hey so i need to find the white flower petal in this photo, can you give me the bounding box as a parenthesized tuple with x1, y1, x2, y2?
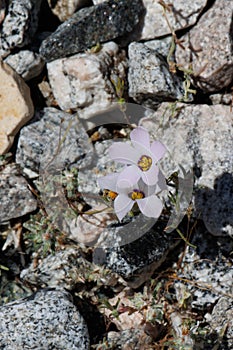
(114, 194, 134, 222)
(137, 195, 163, 219)
(141, 164, 159, 186)
(109, 142, 139, 165)
(150, 141, 167, 161)
(97, 173, 119, 192)
(116, 166, 141, 192)
(130, 126, 150, 149)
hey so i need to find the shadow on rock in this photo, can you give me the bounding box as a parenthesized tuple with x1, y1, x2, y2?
(194, 172, 233, 237)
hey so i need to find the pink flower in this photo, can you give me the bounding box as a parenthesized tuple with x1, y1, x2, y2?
(98, 167, 167, 222)
(108, 126, 167, 186)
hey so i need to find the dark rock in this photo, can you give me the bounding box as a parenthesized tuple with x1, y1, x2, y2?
(96, 218, 179, 288)
(39, 0, 145, 62)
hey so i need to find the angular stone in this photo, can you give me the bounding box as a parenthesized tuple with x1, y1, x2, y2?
(139, 103, 233, 237)
(0, 288, 90, 349)
(93, 0, 207, 40)
(4, 50, 45, 81)
(95, 219, 179, 288)
(0, 60, 34, 154)
(206, 297, 233, 349)
(175, 0, 233, 92)
(47, 42, 127, 116)
(47, 0, 92, 22)
(39, 0, 145, 62)
(0, 164, 37, 224)
(16, 107, 93, 174)
(0, 0, 42, 58)
(20, 247, 92, 290)
(174, 228, 233, 310)
(128, 42, 191, 108)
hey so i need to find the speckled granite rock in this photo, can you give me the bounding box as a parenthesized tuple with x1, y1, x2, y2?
(47, 41, 127, 116)
(0, 60, 34, 154)
(128, 42, 191, 108)
(4, 50, 45, 81)
(175, 0, 233, 92)
(0, 0, 42, 58)
(107, 329, 153, 349)
(16, 107, 93, 174)
(174, 228, 233, 310)
(205, 297, 233, 349)
(40, 0, 145, 62)
(0, 164, 37, 224)
(140, 103, 233, 237)
(0, 288, 90, 349)
(93, 0, 207, 40)
(47, 0, 92, 22)
(20, 247, 92, 289)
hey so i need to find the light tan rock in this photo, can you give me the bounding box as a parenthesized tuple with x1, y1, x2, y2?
(0, 59, 34, 154)
(47, 0, 90, 22)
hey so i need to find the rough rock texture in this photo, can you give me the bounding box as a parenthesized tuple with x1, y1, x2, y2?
(47, 42, 127, 116)
(96, 220, 180, 288)
(16, 107, 93, 174)
(0, 0, 42, 58)
(4, 50, 45, 81)
(140, 103, 233, 237)
(93, 0, 207, 40)
(0, 60, 34, 154)
(40, 0, 145, 62)
(174, 228, 233, 310)
(47, 0, 92, 22)
(20, 247, 92, 290)
(0, 288, 90, 349)
(107, 329, 153, 349)
(128, 42, 190, 108)
(0, 164, 37, 224)
(205, 297, 233, 349)
(176, 0, 233, 92)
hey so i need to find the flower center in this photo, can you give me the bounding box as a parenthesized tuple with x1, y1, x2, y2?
(103, 189, 118, 201)
(130, 189, 145, 200)
(137, 155, 152, 172)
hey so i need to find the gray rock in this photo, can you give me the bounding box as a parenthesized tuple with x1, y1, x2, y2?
(4, 50, 45, 81)
(16, 107, 94, 174)
(174, 228, 233, 310)
(175, 0, 233, 92)
(107, 329, 153, 349)
(93, 0, 207, 40)
(140, 103, 233, 237)
(0, 0, 42, 58)
(39, 0, 145, 62)
(20, 247, 92, 290)
(0, 164, 37, 224)
(46, 42, 127, 116)
(0, 288, 90, 349)
(128, 42, 191, 108)
(205, 297, 233, 349)
(95, 219, 179, 288)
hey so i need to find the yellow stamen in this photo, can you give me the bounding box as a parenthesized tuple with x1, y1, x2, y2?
(137, 155, 152, 171)
(131, 190, 145, 200)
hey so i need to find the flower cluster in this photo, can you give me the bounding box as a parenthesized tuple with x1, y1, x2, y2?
(98, 126, 167, 222)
